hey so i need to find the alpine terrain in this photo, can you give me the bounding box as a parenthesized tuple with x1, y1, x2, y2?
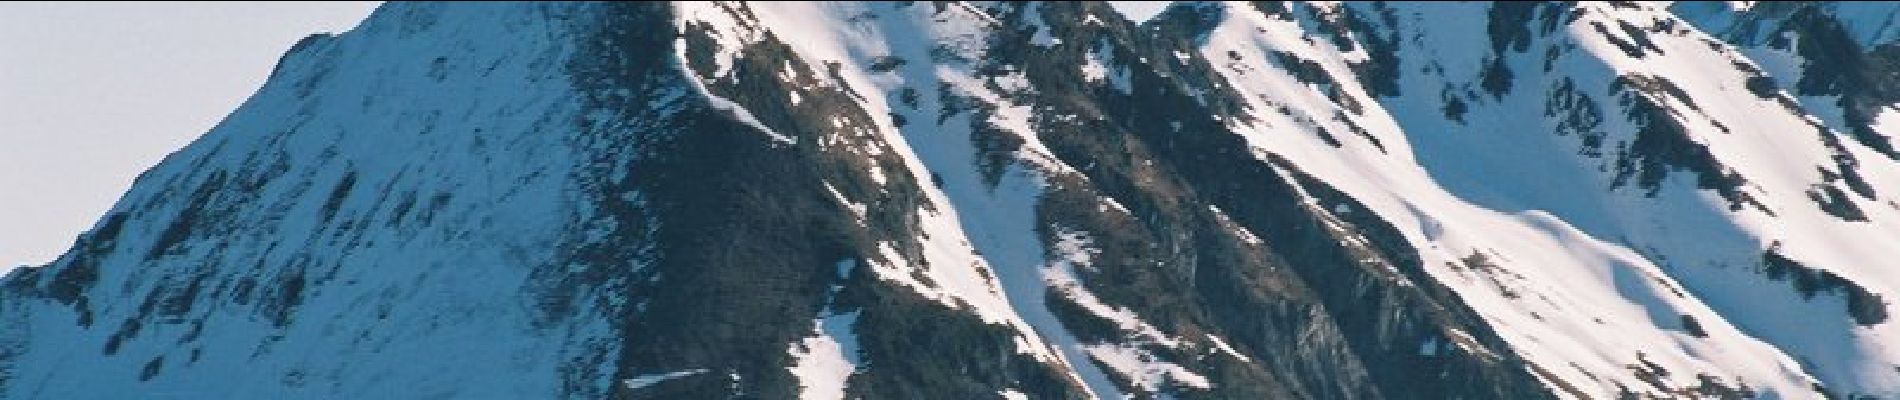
(9, 1, 1900, 399)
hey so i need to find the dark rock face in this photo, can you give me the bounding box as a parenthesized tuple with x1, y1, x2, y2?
(1761, 245, 1888, 326)
(7, 1, 1900, 399)
(1607, 74, 1762, 212)
(1002, 5, 1549, 399)
(576, 4, 1087, 398)
(1678, 1, 1900, 159)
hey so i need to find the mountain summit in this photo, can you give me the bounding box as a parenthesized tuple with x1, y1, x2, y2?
(8, 2, 1900, 398)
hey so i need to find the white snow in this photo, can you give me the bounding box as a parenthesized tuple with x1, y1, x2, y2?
(624, 369, 710, 390)
(999, 389, 1031, 400)
(5, 3, 630, 398)
(1207, 205, 1262, 246)
(822, 182, 869, 226)
(788, 311, 861, 400)
(688, 2, 1118, 397)
(1190, 1, 1897, 396)
(1045, 229, 1182, 349)
(19, 2, 1900, 399)
(1084, 344, 1212, 393)
(1081, 40, 1134, 94)
(672, 47, 798, 146)
(1203, 334, 1253, 364)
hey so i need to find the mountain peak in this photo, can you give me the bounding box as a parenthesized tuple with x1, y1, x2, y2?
(9, 2, 1900, 398)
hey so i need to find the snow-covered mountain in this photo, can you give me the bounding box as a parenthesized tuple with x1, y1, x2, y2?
(7, 1, 1900, 398)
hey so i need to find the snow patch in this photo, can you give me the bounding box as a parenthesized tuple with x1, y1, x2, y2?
(1082, 40, 1133, 95)
(1084, 344, 1213, 393)
(1000, 389, 1030, 400)
(788, 311, 861, 400)
(1203, 334, 1254, 364)
(624, 369, 709, 390)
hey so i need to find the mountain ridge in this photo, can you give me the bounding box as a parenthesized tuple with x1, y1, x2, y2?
(7, 1, 1900, 398)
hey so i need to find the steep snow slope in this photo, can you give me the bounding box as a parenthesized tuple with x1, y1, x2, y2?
(7, 1, 1900, 399)
(1675, 1, 1900, 160)
(1171, 1, 1900, 397)
(1188, 2, 1811, 397)
(3, 3, 626, 398)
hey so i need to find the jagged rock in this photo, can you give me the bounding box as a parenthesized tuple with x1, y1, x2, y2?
(8, 2, 1900, 399)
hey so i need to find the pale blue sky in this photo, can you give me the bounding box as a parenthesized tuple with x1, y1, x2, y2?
(0, 1, 1169, 270)
(0, 2, 380, 269)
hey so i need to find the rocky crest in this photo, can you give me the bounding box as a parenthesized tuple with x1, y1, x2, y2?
(8, 2, 1900, 399)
